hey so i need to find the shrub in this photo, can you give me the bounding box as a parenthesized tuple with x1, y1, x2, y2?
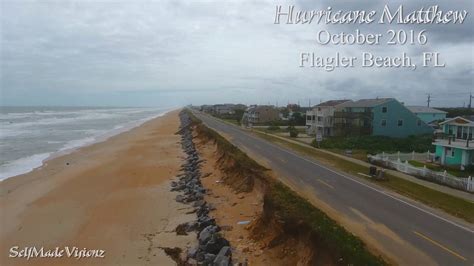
(313, 134, 434, 154)
(289, 128, 299, 138)
(267, 125, 280, 131)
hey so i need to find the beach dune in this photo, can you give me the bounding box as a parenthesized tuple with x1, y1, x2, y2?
(0, 110, 195, 266)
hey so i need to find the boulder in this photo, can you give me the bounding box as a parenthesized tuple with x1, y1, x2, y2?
(198, 225, 217, 244)
(193, 200, 206, 208)
(202, 234, 229, 254)
(197, 217, 216, 230)
(203, 253, 216, 265)
(175, 195, 185, 203)
(187, 246, 198, 258)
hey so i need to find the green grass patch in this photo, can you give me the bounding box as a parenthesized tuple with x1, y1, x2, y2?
(408, 160, 474, 178)
(254, 126, 306, 134)
(221, 118, 241, 126)
(315, 135, 434, 154)
(254, 131, 474, 223)
(328, 149, 369, 161)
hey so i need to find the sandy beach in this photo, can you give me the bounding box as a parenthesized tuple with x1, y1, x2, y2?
(0, 110, 197, 266)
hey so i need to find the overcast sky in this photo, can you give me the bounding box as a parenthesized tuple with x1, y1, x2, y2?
(1, 0, 473, 107)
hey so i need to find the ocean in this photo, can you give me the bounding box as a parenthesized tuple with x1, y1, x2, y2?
(0, 106, 173, 180)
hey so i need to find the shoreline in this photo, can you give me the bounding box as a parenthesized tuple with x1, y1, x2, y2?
(0, 107, 177, 182)
(0, 109, 197, 266)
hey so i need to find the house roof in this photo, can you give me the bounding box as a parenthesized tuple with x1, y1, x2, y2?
(439, 116, 474, 125)
(315, 99, 351, 107)
(406, 106, 447, 114)
(462, 115, 474, 121)
(338, 98, 393, 108)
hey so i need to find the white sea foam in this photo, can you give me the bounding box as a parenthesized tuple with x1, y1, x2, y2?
(0, 107, 175, 181)
(0, 153, 51, 180)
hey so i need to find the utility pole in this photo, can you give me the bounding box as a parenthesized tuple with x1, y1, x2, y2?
(469, 93, 473, 109)
(426, 93, 432, 107)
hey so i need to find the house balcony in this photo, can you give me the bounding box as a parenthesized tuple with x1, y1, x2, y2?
(432, 138, 474, 150)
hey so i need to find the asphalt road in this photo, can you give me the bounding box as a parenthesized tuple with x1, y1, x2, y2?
(195, 112, 474, 266)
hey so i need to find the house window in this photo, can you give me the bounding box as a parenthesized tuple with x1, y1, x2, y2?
(317, 117, 322, 122)
(417, 120, 421, 126)
(306, 115, 312, 121)
(446, 148, 455, 157)
(397, 119, 403, 126)
(381, 119, 387, 127)
(382, 106, 387, 113)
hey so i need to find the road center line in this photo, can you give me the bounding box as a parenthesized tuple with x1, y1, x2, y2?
(200, 115, 474, 234)
(317, 179, 335, 189)
(413, 231, 467, 261)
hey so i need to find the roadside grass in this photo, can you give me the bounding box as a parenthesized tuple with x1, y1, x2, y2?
(328, 149, 368, 161)
(253, 126, 306, 134)
(253, 131, 474, 223)
(186, 110, 387, 266)
(408, 160, 474, 178)
(256, 130, 372, 161)
(315, 135, 434, 154)
(268, 181, 386, 266)
(220, 118, 241, 126)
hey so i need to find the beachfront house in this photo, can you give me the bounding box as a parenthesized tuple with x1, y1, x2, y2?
(333, 98, 434, 138)
(243, 105, 279, 125)
(407, 106, 447, 124)
(433, 116, 474, 169)
(305, 100, 351, 137)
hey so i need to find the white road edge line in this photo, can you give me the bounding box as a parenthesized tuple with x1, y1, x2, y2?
(201, 115, 474, 234)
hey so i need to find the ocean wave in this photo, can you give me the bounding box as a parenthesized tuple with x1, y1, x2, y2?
(6, 113, 119, 127)
(0, 107, 173, 181)
(0, 153, 51, 181)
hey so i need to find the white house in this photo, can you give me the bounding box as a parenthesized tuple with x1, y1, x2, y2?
(306, 100, 351, 137)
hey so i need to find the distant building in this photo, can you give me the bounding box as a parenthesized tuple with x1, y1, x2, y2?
(243, 105, 279, 125)
(407, 106, 447, 124)
(200, 105, 214, 113)
(286, 104, 300, 112)
(213, 104, 235, 115)
(334, 98, 434, 138)
(200, 104, 247, 115)
(433, 116, 474, 169)
(306, 100, 351, 137)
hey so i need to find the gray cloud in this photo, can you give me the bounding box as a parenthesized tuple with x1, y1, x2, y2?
(0, 0, 473, 107)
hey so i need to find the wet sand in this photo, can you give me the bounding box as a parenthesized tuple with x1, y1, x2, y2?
(0, 110, 196, 266)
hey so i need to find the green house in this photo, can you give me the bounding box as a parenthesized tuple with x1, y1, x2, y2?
(407, 106, 447, 124)
(433, 116, 474, 169)
(334, 98, 434, 138)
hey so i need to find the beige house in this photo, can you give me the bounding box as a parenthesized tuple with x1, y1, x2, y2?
(244, 105, 279, 125)
(306, 100, 351, 137)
